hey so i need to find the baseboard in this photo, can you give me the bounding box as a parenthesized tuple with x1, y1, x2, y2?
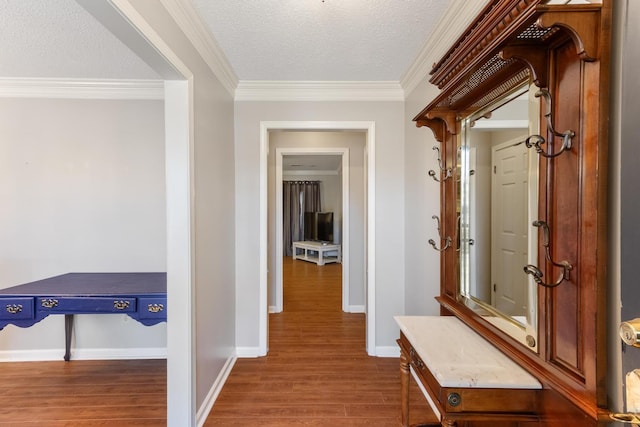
(196, 354, 237, 427)
(375, 346, 400, 358)
(348, 305, 366, 313)
(235, 346, 265, 358)
(268, 305, 278, 313)
(0, 347, 167, 362)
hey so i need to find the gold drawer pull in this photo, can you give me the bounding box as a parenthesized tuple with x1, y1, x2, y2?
(409, 347, 425, 370)
(147, 303, 164, 313)
(6, 304, 23, 314)
(113, 300, 131, 310)
(41, 299, 59, 308)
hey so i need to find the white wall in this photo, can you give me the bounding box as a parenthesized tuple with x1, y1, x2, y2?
(402, 1, 489, 317)
(269, 131, 365, 308)
(112, 1, 237, 424)
(0, 98, 167, 359)
(235, 101, 404, 353)
(404, 83, 444, 316)
(192, 75, 236, 408)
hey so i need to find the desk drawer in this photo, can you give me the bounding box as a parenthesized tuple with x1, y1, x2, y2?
(1, 297, 35, 320)
(138, 297, 167, 320)
(37, 297, 137, 313)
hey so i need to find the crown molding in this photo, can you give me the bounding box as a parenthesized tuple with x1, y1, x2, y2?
(0, 78, 164, 99)
(400, 0, 490, 96)
(235, 81, 404, 102)
(159, 0, 238, 96)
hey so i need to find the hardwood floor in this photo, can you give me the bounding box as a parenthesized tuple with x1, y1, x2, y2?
(0, 358, 166, 425)
(205, 257, 437, 426)
(0, 257, 436, 426)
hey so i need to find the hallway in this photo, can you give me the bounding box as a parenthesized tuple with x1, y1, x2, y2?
(205, 256, 436, 426)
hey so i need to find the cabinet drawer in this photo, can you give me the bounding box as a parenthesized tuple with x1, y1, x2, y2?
(1, 297, 34, 320)
(138, 297, 167, 320)
(37, 297, 136, 313)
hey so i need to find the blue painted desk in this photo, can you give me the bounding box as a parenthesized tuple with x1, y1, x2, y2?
(0, 272, 167, 361)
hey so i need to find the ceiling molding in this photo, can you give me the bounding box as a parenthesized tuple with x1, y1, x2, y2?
(400, 0, 490, 96)
(159, 0, 238, 95)
(0, 78, 164, 99)
(235, 81, 404, 102)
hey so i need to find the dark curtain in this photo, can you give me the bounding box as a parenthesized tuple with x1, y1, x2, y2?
(283, 181, 321, 256)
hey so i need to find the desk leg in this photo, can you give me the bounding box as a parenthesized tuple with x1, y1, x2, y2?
(400, 347, 410, 427)
(64, 314, 74, 361)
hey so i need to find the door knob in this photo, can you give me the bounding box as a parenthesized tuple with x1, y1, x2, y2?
(620, 318, 640, 347)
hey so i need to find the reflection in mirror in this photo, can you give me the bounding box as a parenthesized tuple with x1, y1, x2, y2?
(459, 84, 540, 351)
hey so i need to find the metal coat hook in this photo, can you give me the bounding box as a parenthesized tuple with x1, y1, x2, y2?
(428, 215, 452, 252)
(523, 220, 572, 288)
(524, 89, 575, 158)
(610, 413, 640, 425)
(428, 146, 452, 182)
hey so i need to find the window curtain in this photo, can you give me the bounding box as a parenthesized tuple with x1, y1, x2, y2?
(283, 181, 321, 256)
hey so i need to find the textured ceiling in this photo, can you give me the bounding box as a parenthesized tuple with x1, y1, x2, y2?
(0, 0, 450, 82)
(0, 0, 159, 79)
(191, 0, 450, 81)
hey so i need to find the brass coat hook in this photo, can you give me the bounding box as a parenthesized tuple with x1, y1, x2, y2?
(609, 412, 640, 425)
(525, 89, 575, 158)
(523, 220, 572, 288)
(428, 215, 452, 252)
(428, 145, 452, 182)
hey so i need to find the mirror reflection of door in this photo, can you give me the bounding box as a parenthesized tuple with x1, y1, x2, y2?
(465, 87, 533, 320)
(461, 84, 540, 348)
(491, 139, 528, 318)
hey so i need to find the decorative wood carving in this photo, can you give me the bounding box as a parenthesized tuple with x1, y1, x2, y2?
(500, 44, 549, 87)
(413, 1, 612, 425)
(415, 117, 447, 142)
(536, 7, 601, 61)
(428, 0, 539, 91)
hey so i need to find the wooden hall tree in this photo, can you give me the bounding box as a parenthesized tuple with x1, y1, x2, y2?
(405, 1, 614, 426)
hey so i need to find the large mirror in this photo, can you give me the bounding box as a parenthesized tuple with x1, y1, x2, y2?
(459, 83, 540, 351)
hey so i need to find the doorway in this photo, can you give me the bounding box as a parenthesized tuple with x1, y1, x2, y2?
(275, 147, 350, 314)
(259, 121, 376, 356)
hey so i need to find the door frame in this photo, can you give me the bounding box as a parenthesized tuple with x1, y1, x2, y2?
(259, 121, 376, 355)
(74, 1, 196, 424)
(275, 147, 350, 313)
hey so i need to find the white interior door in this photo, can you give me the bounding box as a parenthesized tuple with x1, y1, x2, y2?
(491, 140, 528, 316)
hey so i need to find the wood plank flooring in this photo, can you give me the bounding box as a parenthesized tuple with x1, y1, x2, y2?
(0, 358, 166, 425)
(205, 257, 437, 426)
(0, 257, 436, 426)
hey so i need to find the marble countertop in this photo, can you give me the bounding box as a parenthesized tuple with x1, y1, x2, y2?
(395, 315, 541, 389)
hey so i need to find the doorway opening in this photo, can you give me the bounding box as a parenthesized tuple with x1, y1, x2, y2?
(275, 147, 350, 314)
(259, 121, 376, 356)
